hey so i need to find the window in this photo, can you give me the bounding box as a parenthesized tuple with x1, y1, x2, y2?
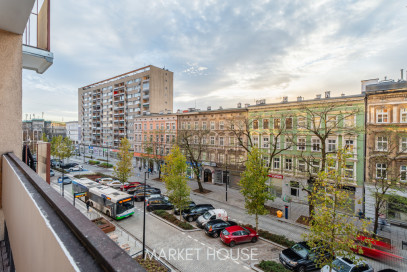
(210, 121, 215, 130)
(344, 164, 354, 179)
(172, 123, 176, 130)
(166, 135, 170, 143)
(401, 136, 407, 152)
(166, 123, 170, 130)
(285, 136, 293, 150)
(202, 121, 207, 130)
(219, 137, 224, 146)
(194, 121, 199, 130)
(202, 152, 207, 161)
(327, 116, 337, 128)
(376, 136, 388, 151)
(187, 122, 191, 130)
(345, 139, 355, 153)
(312, 117, 321, 129)
(290, 181, 300, 197)
(156, 124, 159, 130)
(202, 137, 207, 145)
(273, 158, 280, 169)
(219, 154, 224, 163)
(193, 136, 198, 144)
(377, 109, 388, 123)
(150, 124, 153, 130)
(311, 160, 320, 174)
(312, 138, 320, 152)
(229, 137, 235, 146)
(327, 139, 336, 152)
(376, 163, 387, 179)
(297, 116, 306, 128)
(263, 119, 269, 129)
(210, 136, 215, 145)
(219, 121, 224, 130)
(262, 136, 269, 148)
(298, 160, 306, 172)
(298, 138, 306, 151)
(253, 120, 259, 129)
(285, 158, 293, 171)
(273, 136, 280, 149)
(286, 118, 293, 129)
(274, 118, 281, 129)
(401, 166, 407, 182)
(253, 136, 259, 147)
(401, 109, 407, 123)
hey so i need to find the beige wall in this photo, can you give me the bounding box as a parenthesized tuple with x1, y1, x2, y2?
(0, 29, 23, 239)
(2, 157, 76, 272)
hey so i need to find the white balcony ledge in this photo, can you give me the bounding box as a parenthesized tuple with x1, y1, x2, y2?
(22, 44, 53, 74)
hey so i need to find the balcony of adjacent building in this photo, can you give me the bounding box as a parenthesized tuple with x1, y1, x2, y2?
(142, 95, 150, 100)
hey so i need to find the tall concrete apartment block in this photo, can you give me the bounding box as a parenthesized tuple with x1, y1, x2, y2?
(78, 65, 173, 152)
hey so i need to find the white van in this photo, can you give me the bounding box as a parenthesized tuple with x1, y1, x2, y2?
(196, 209, 228, 228)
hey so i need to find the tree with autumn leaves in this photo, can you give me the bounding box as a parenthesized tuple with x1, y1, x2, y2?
(114, 138, 133, 185)
(239, 147, 274, 232)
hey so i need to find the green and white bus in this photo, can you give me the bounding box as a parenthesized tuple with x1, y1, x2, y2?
(72, 178, 135, 220)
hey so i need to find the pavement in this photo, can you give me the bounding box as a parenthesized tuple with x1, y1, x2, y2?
(65, 156, 406, 271)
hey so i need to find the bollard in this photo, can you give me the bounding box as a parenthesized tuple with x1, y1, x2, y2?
(285, 205, 289, 219)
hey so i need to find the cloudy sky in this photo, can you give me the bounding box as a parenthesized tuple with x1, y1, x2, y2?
(22, 0, 407, 122)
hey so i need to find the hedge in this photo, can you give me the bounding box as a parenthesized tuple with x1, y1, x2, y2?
(258, 260, 290, 272)
(153, 210, 194, 230)
(241, 224, 296, 248)
(99, 162, 113, 168)
(88, 160, 100, 165)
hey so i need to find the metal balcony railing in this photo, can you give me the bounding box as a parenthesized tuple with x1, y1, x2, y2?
(23, 0, 50, 51)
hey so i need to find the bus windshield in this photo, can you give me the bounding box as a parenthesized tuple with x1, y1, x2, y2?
(117, 199, 134, 215)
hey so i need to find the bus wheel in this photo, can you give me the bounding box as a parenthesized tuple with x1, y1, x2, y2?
(106, 210, 110, 217)
(90, 201, 93, 207)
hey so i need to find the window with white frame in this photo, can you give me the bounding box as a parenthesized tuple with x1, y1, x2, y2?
(219, 121, 224, 130)
(181, 122, 185, 130)
(253, 120, 259, 129)
(285, 158, 293, 171)
(327, 139, 337, 152)
(297, 116, 306, 128)
(230, 154, 236, 165)
(194, 121, 199, 129)
(285, 136, 293, 150)
(401, 136, 407, 152)
(273, 136, 280, 149)
(312, 117, 321, 130)
(210, 136, 215, 145)
(194, 136, 198, 144)
(376, 163, 387, 179)
(263, 157, 270, 167)
(202, 137, 207, 145)
(311, 160, 320, 174)
(273, 157, 280, 169)
(263, 119, 269, 129)
(344, 163, 354, 179)
(202, 121, 207, 130)
(274, 118, 281, 129)
(253, 136, 259, 147)
(401, 109, 407, 123)
(328, 160, 336, 174)
(219, 154, 224, 163)
(327, 116, 337, 128)
(187, 122, 191, 130)
(210, 121, 215, 130)
(202, 152, 207, 161)
(312, 138, 321, 152)
(376, 109, 388, 123)
(298, 138, 306, 151)
(290, 181, 300, 197)
(345, 139, 355, 154)
(166, 135, 170, 143)
(286, 117, 293, 129)
(263, 136, 269, 148)
(210, 153, 215, 162)
(298, 160, 306, 172)
(219, 137, 224, 146)
(376, 136, 388, 151)
(229, 137, 235, 146)
(401, 165, 407, 182)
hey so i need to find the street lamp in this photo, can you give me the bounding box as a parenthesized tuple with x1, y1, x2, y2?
(142, 170, 150, 259)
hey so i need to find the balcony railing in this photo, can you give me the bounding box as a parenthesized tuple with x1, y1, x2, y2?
(2, 153, 145, 271)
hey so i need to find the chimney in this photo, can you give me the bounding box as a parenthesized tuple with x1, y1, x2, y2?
(282, 96, 288, 103)
(237, 102, 242, 108)
(244, 103, 250, 108)
(297, 96, 303, 102)
(325, 91, 331, 98)
(341, 93, 346, 97)
(315, 94, 321, 99)
(402, 69, 404, 80)
(207, 106, 211, 111)
(219, 106, 223, 110)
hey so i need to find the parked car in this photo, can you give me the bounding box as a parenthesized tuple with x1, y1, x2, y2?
(51, 159, 62, 168)
(58, 176, 72, 185)
(174, 201, 196, 215)
(50, 169, 55, 177)
(146, 197, 173, 212)
(353, 235, 402, 262)
(127, 184, 151, 195)
(182, 204, 215, 222)
(68, 164, 83, 172)
(60, 162, 78, 169)
(205, 219, 237, 238)
(197, 209, 228, 228)
(279, 241, 330, 272)
(145, 194, 168, 202)
(107, 180, 126, 189)
(321, 257, 373, 272)
(133, 187, 161, 201)
(120, 182, 141, 191)
(220, 225, 259, 247)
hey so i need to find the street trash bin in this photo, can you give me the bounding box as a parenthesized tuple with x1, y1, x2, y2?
(277, 210, 283, 218)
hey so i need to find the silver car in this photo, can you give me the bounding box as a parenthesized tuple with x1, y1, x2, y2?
(321, 257, 373, 272)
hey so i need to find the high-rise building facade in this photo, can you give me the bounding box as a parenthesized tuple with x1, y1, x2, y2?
(78, 65, 173, 156)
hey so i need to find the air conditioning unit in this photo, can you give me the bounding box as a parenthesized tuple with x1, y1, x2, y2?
(282, 96, 288, 103)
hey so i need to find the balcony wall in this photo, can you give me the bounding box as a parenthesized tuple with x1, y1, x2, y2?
(2, 153, 145, 272)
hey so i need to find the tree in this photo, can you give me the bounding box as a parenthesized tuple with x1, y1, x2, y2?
(367, 128, 407, 235)
(162, 145, 191, 220)
(177, 127, 210, 193)
(304, 149, 371, 272)
(41, 132, 48, 142)
(296, 102, 363, 219)
(114, 138, 133, 184)
(239, 147, 274, 232)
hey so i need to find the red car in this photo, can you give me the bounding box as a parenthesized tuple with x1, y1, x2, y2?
(353, 235, 402, 261)
(220, 225, 259, 247)
(120, 182, 141, 191)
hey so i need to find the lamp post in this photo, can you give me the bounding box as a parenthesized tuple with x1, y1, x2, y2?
(142, 170, 149, 259)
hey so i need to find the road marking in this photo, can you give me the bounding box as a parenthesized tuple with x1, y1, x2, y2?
(193, 239, 198, 242)
(187, 235, 192, 239)
(244, 266, 250, 270)
(233, 260, 239, 265)
(200, 242, 205, 246)
(182, 232, 185, 235)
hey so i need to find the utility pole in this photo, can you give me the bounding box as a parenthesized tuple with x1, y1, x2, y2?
(142, 171, 149, 259)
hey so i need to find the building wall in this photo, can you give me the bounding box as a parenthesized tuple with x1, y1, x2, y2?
(0, 29, 23, 239)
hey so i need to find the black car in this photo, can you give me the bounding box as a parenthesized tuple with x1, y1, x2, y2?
(174, 201, 196, 215)
(133, 187, 161, 201)
(146, 197, 173, 212)
(182, 204, 215, 222)
(127, 184, 151, 195)
(60, 162, 78, 169)
(204, 219, 237, 238)
(279, 242, 330, 272)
